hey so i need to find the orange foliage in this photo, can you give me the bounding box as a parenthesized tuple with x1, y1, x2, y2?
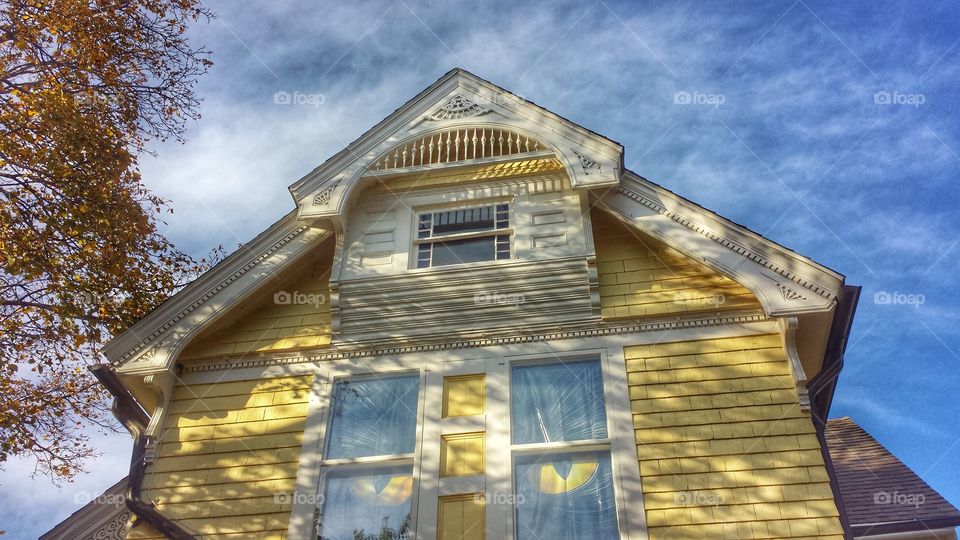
(0, 0, 215, 480)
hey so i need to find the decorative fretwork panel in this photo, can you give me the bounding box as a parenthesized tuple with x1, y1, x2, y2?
(369, 128, 546, 172)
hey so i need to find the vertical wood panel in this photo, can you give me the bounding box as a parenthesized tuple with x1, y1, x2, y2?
(443, 374, 485, 418)
(438, 494, 485, 540)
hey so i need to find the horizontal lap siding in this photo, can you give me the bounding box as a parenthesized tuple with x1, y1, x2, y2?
(592, 210, 760, 319)
(126, 375, 313, 540)
(179, 247, 333, 360)
(627, 334, 844, 540)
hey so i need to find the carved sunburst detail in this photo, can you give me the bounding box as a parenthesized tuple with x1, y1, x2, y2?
(776, 283, 807, 302)
(427, 94, 491, 120)
(313, 180, 341, 207)
(573, 150, 601, 175)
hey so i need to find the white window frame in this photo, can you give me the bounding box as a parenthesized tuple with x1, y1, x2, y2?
(411, 199, 513, 270)
(497, 350, 635, 540)
(311, 367, 428, 540)
(285, 336, 673, 540)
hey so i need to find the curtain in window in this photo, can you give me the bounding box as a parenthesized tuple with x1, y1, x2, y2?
(319, 465, 413, 540)
(325, 374, 420, 459)
(510, 360, 608, 444)
(513, 451, 619, 540)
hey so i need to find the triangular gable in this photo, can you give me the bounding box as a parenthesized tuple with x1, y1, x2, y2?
(105, 68, 847, 391)
(287, 68, 625, 225)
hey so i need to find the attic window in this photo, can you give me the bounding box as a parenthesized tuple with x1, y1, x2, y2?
(415, 204, 510, 268)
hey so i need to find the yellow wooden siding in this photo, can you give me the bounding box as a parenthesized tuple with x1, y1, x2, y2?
(125, 375, 313, 540)
(627, 334, 844, 539)
(442, 374, 485, 418)
(440, 432, 486, 477)
(180, 243, 333, 360)
(592, 210, 760, 319)
(438, 493, 485, 540)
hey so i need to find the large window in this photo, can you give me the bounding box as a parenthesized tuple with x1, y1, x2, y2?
(307, 353, 636, 540)
(318, 374, 420, 540)
(509, 360, 619, 540)
(415, 204, 510, 268)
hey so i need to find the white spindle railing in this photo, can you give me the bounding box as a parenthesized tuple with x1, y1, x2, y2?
(369, 127, 544, 171)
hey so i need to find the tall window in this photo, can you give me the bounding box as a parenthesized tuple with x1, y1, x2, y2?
(415, 204, 510, 268)
(318, 374, 420, 540)
(509, 360, 619, 540)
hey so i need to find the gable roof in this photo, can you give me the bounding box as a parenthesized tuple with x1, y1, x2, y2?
(826, 417, 960, 536)
(106, 67, 848, 375)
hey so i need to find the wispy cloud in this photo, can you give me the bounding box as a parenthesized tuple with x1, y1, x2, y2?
(5, 0, 959, 537)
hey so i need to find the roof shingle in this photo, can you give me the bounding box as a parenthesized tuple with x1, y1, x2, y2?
(826, 416, 960, 536)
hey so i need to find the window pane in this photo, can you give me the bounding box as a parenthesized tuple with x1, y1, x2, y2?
(514, 451, 618, 540)
(510, 360, 607, 444)
(319, 464, 413, 540)
(325, 375, 420, 459)
(432, 206, 494, 236)
(431, 236, 495, 266)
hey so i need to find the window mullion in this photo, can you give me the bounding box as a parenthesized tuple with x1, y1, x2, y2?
(486, 358, 513, 540)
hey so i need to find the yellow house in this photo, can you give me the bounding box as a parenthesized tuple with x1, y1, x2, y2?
(58, 69, 957, 540)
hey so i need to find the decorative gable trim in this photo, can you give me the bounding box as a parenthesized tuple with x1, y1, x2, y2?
(289, 69, 624, 224)
(181, 311, 771, 374)
(573, 149, 602, 175)
(425, 93, 492, 121)
(597, 173, 844, 317)
(105, 216, 333, 375)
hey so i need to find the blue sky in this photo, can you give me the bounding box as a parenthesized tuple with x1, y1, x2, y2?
(2, 0, 959, 537)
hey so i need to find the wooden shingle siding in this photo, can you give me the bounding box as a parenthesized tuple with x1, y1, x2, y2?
(626, 334, 844, 540)
(179, 242, 334, 360)
(592, 210, 760, 319)
(126, 375, 313, 540)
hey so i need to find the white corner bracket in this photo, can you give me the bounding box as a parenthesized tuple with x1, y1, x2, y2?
(778, 316, 810, 411)
(142, 368, 177, 463)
